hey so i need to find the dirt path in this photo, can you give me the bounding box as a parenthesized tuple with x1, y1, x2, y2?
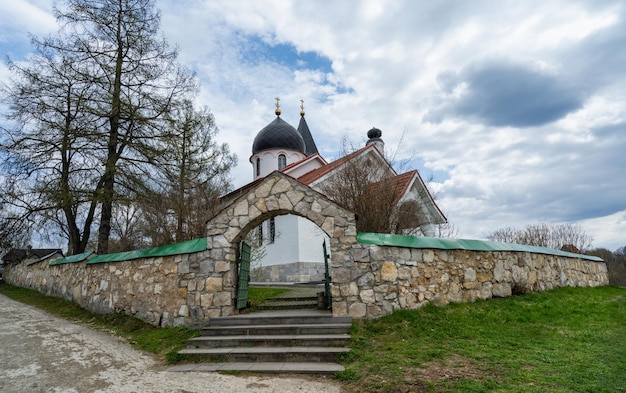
(0, 294, 340, 393)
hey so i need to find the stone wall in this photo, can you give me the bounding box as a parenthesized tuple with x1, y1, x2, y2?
(4, 241, 610, 325)
(331, 243, 609, 319)
(3, 249, 236, 327)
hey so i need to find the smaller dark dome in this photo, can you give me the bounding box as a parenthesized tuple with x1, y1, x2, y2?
(252, 116, 306, 155)
(367, 127, 382, 139)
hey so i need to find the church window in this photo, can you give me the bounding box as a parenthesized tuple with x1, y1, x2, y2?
(278, 154, 286, 170)
(256, 224, 263, 245)
(255, 157, 261, 177)
(269, 217, 276, 244)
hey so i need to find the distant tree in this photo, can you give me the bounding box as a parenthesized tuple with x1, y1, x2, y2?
(0, 204, 32, 257)
(108, 201, 146, 252)
(435, 222, 459, 239)
(137, 100, 236, 246)
(487, 223, 593, 251)
(586, 247, 626, 287)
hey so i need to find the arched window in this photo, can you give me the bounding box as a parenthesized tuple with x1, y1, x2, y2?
(255, 157, 261, 177)
(278, 154, 286, 170)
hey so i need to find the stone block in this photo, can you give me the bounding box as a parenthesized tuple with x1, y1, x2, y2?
(492, 283, 512, 297)
(381, 261, 398, 281)
(272, 177, 292, 194)
(286, 190, 305, 205)
(191, 306, 204, 320)
(374, 284, 388, 293)
(397, 266, 412, 280)
(341, 282, 359, 297)
(278, 194, 293, 210)
(360, 289, 375, 304)
(349, 302, 367, 318)
(478, 282, 493, 300)
(178, 305, 189, 317)
(464, 268, 476, 283)
(205, 277, 223, 292)
(332, 268, 351, 283)
(213, 291, 232, 307)
(493, 260, 505, 282)
(178, 287, 188, 298)
(201, 293, 214, 306)
(215, 261, 231, 273)
(332, 301, 348, 316)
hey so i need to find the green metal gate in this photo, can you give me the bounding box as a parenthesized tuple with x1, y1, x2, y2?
(236, 241, 251, 309)
(323, 240, 332, 310)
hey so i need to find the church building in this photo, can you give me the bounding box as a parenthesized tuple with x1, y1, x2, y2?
(232, 99, 446, 283)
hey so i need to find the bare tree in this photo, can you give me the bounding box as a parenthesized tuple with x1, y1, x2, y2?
(137, 100, 236, 246)
(0, 204, 32, 257)
(54, 0, 196, 253)
(1, 0, 197, 254)
(108, 201, 146, 252)
(318, 138, 445, 235)
(487, 222, 593, 251)
(1, 40, 101, 254)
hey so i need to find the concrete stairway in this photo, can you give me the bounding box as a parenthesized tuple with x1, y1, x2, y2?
(170, 310, 352, 374)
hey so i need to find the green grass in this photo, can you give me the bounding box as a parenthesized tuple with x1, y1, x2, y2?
(0, 282, 197, 364)
(338, 286, 626, 392)
(245, 285, 290, 311)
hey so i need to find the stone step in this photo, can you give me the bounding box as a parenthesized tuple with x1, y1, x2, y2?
(178, 346, 350, 363)
(266, 295, 319, 301)
(187, 334, 351, 348)
(199, 323, 351, 336)
(207, 310, 351, 327)
(177, 310, 352, 374)
(255, 300, 319, 311)
(168, 362, 345, 374)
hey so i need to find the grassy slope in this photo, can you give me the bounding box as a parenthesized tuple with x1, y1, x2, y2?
(339, 286, 626, 393)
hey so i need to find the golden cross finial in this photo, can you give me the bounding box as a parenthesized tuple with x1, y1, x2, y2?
(300, 99, 305, 116)
(274, 97, 281, 116)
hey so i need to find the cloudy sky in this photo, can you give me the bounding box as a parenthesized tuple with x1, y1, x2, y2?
(1, 0, 625, 251)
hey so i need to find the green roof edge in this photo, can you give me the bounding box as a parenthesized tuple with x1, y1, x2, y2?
(356, 233, 604, 262)
(49, 251, 94, 266)
(87, 238, 207, 264)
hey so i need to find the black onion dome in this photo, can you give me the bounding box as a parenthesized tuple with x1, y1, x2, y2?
(366, 127, 383, 145)
(367, 127, 382, 139)
(252, 116, 306, 155)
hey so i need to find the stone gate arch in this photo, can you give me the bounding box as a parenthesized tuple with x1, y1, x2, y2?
(203, 171, 357, 318)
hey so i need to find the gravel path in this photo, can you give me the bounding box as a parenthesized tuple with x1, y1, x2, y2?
(0, 294, 340, 393)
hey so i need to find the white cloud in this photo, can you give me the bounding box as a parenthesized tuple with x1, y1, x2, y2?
(1, 0, 624, 250)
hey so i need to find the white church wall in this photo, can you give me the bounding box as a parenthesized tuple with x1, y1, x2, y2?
(297, 218, 328, 263)
(251, 150, 306, 180)
(257, 215, 300, 266)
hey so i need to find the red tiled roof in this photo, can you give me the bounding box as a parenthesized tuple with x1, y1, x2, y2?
(297, 145, 389, 185)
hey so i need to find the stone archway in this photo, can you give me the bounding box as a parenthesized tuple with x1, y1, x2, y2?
(203, 171, 357, 318)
